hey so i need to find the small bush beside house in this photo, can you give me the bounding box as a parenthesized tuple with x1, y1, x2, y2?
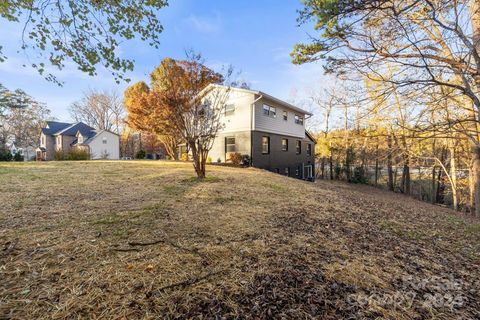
(0, 150, 13, 161)
(53, 149, 90, 161)
(136, 150, 146, 159)
(228, 152, 242, 166)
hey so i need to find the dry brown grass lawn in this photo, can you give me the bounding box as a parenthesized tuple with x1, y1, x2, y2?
(0, 161, 479, 319)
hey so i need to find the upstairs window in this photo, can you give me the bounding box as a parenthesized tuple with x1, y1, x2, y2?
(102, 137, 107, 144)
(296, 140, 301, 155)
(294, 114, 304, 125)
(263, 104, 276, 118)
(225, 104, 235, 116)
(283, 111, 288, 121)
(307, 143, 312, 156)
(41, 135, 45, 146)
(225, 137, 236, 152)
(78, 135, 83, 144)
(262, 136, 270, 154)
(281, 138, 288, 151)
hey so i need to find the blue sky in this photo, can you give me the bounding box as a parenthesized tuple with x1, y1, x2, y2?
(0, 0, 327, 121)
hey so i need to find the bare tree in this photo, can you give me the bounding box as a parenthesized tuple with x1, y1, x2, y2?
(70, 90, 125, 134)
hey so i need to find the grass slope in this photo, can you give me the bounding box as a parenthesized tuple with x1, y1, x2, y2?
(0, 161, 479, 319)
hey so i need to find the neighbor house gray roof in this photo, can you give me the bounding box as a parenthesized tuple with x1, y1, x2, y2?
(54, 122, 95, 137)
(41, 121, 71, 135)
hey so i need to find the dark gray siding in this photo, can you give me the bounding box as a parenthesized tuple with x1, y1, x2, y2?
(251, 131, 315, 180)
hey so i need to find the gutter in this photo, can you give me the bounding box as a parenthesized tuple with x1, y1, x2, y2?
(250, 94, 263, 167)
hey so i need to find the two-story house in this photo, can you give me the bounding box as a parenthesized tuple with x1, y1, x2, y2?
(36, 121, 120, 160)
(207, 85, 316, 180)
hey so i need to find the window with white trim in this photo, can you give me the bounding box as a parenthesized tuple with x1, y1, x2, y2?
(263, 104, 276, 118)
(102, 137, 107, 144)
(296, 140, 301, 155)
(262, 136, 270, 154)
(283, 111, 288, 121)
(294, 114, 304, 125)
(225, 104, 235, 116)
(225, 137, 236, 152)
(307, 143, 312, 156)
(281, 138, 288, 151)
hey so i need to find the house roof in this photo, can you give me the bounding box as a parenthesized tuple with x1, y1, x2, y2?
(209, 84, 313, 116)
(54, 122, 95, 137)
(305, 130, 317, 143)
(41, 121, 71, 135)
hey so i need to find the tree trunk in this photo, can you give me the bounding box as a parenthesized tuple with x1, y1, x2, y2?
(401, 155, 411, 195)
(472, 144, 480, 216)
(431, 165, 437, 204)
(320, 157, 325, 179)
(329, 152, 334, 180)
(449, 143, 458, 211)
(470, 1, 480, 216)
(374, 141, 379, 186)
(387, 134, 394, 191)
(189, 141, 206, 179)
(469, 165, 475, 213)
(436, 148, 446, 204)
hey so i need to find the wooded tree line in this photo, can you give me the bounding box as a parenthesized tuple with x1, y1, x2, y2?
(294, 0, 480, 216)
(0, 83, 51, 157)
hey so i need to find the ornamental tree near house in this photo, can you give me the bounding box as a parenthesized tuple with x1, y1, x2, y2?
(292, 0, 480, 216)
(124, 54, 231, 178)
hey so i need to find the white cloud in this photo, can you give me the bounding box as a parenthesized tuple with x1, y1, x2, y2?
(184, 11, 222, 34)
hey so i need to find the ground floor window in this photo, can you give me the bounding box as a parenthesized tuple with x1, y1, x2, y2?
(296, 140, 301, 154)
(225, 137, 236, 152)
(281, 138, 288, 151)
(285, 167, 289, 176)
(304, 165, 313, 179)
(262, 136, 270, 154)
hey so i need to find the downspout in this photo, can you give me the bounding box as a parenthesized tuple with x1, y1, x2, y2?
(251, 94, 263, 167)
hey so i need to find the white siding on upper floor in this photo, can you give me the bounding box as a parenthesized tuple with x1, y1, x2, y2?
(88, 131, 120, 160)
(217, 89, 255, 133)
(253, 97, 306, 138)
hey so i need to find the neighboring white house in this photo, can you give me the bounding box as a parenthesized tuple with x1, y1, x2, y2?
(76, 129, 120, 160)
(37, 121, 120, 160)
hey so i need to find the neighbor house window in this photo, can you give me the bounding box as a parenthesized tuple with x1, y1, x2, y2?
(294, 114, 304, 125)
(296, 141, 301, 154)
(225, 104, 235, 116)
(281, 138, 288, 151)
(56, 136, 61, 145)
(307, 144, 312, 156)
(263, 104, 276, 118)
(102, 137, 107, 144)
(41, 135, 45, 146)
(225, 137, 236, 152)
(262, 136, 270, 154)
(296, 167, 300, 176)
(283, 111, 288, 121)
(285, 167, 289, 176)
(78, 135, 83, 144)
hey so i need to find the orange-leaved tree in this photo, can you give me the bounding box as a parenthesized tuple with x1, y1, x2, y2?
(124, 54, 231, 178)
